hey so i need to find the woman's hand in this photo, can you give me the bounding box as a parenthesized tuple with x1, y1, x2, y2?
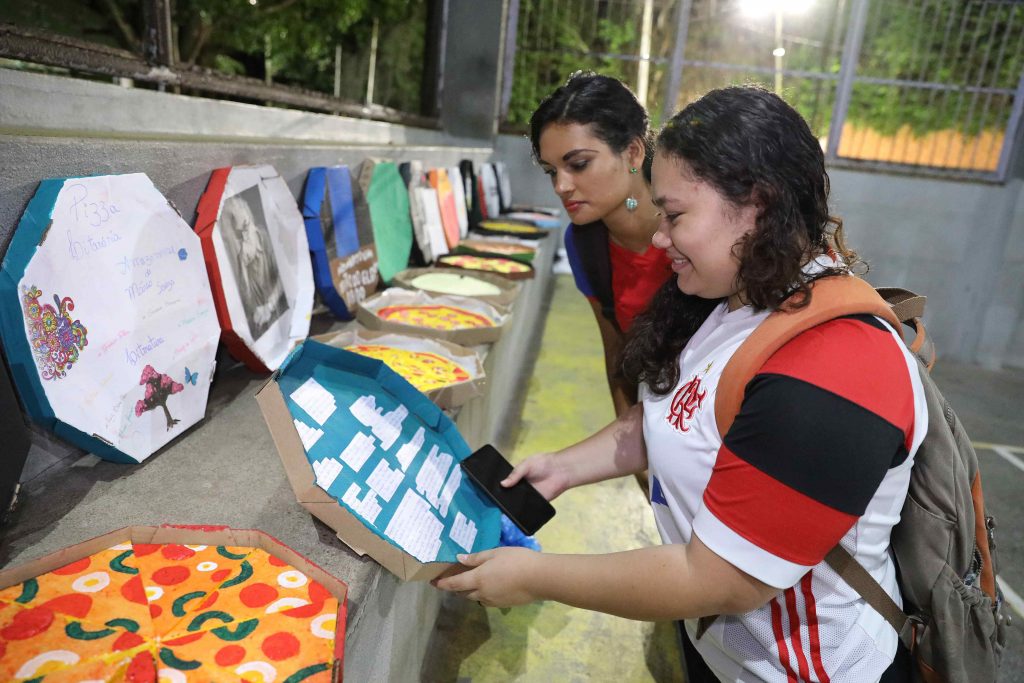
(502, 452, 570, 501)
(433, 547, 543, 607)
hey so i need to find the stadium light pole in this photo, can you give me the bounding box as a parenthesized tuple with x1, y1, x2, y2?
(738, 0, 814, 95)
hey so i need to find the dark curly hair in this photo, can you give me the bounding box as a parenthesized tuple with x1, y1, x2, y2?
(529, 71, 653, 177)
(623, 85, 859, 395)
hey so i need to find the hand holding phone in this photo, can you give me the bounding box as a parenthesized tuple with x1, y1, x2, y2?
(460, 445, 556, 536)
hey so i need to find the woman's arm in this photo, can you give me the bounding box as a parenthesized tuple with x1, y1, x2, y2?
(502, 403, 647, 500)
(588, 299, 636, 417)
(435, 532, 779, 620)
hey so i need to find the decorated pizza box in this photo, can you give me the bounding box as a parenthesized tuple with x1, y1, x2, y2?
(436, 253, 535, 280)
(301, 165, 379, 321)
(355, 289, 510, 345)
(311, 328, 485, 409)
(390, 267, 520, 308)
(427, 168, 461, 249)
(0, 524, 346, 682)
(195, 165, 315, 373)
(255, 341, 502, 581)
(0, 173, 221, 463)
(355, 160, 413, 284)
(446, 166, 470, 240)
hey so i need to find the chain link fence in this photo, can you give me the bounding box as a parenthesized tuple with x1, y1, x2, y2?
(504, 0, 1024, 181)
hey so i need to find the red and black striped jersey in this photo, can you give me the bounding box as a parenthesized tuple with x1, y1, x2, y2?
(643, 301, 927, 683)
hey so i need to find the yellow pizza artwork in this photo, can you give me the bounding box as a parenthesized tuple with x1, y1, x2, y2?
(459, 240, 534, 257)
(438, 254, 531, 275)
(0, 540, 340, 682)
(345, 344, 471, 392)
(478, 221, 543, 235)
(376, 304, 495, 330)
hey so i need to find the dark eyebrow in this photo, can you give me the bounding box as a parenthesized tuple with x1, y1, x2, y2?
(651, 195, 667, 207)
(563, 148, 598, 161)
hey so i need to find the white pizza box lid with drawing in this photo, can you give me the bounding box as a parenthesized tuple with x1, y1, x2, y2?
(195, 165, 314, 373)
(0, 173, 220, 463)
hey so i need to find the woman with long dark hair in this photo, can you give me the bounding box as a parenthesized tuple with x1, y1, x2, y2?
(531, 72, 673, 420)
(439, 86, 921, 682)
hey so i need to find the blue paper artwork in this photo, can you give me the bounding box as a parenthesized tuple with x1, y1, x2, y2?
(302, 166, 379, 320)
(276, 340, 501, 563)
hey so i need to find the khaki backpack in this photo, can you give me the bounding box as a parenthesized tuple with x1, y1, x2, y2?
(706, 275, 1008, 683)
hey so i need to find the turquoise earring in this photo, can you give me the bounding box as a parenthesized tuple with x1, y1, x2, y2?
(625, 167, 639, 211)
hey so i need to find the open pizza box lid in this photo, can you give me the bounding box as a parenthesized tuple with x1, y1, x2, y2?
(194, 164, 315, 373)
(0, 173, 221, 463)
(355, 289, 510, 345)
(255, 341, 502, 582)
(301, 165, 380, 321)
(311, 328, 485, 410)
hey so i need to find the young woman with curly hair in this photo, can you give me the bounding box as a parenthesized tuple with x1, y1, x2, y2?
(438, 86, 923, 683)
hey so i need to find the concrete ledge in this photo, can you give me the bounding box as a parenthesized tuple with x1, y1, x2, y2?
(0, 235, 555, 681)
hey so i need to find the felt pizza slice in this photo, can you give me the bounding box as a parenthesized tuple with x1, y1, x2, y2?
(131, 543, 256, 639)
(376, 304, 495, 330)
(344, 344, 472, 393)
(0, 542, 153, 639)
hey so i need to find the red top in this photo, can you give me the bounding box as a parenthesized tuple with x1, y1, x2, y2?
(608, 240, 673, 332)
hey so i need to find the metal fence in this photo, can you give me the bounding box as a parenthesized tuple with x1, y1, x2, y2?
(504, 0, 1024, 182)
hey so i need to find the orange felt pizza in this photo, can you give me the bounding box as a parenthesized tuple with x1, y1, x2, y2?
(344, 344, 471, 393)
(0, 540, 341, 682)
(436, 254, 534, 280)
(376, 304, 495, 330)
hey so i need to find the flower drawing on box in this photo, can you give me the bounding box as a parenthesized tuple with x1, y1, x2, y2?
(135, 365, 184, 430)
(21, 285, 89, 380)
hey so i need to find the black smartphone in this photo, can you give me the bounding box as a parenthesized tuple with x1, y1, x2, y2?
(460, 444, 556, 536)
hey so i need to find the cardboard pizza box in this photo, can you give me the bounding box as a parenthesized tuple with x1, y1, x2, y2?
(255, 341, 502, 582)
(312, 328, 486, 409)
(355, 289, 510, 346)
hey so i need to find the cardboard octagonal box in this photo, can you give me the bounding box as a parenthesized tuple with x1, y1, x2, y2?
(195, 165, 314, 373)
(0, 173, 221, 463)
(256, 341, 502, 581)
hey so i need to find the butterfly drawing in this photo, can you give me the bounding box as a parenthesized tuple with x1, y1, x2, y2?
(184, 367, 198, 386)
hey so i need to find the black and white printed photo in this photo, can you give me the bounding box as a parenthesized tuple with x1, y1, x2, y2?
(219, 185, 288, 341)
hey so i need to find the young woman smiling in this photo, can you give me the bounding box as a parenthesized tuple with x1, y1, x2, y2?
(438, 86, 922, 683)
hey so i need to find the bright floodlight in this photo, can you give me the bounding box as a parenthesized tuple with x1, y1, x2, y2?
(739, 0, 814, 16)
(773, 47, 786, 57)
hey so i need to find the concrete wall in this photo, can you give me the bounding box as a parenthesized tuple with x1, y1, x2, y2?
(828, 170, 1024, 369)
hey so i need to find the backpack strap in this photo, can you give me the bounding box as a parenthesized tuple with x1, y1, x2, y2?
(825, 546, 910, 636)
(715, 276, 901, 439)
(698, 276, 913, 643)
